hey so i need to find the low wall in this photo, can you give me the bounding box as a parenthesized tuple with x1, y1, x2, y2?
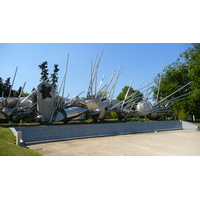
(180, 120, 199, 130)
(12, 120, 186, 144)
(10, 127, 23, 145)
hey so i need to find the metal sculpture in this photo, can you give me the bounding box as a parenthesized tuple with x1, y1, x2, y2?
(0, 52, 198, 124)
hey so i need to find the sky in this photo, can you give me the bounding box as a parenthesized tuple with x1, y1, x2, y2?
(0, 43, 193, 100)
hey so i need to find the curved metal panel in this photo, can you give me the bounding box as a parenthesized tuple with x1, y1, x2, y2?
(64, 107, 88, 118)
(136, 100, 153, 116)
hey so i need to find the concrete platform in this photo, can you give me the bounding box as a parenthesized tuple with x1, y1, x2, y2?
(28, 129, 200, 156)
(13, 120, 198, 144)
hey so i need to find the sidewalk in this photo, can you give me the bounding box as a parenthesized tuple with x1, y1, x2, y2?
(28, 130, 200, 156)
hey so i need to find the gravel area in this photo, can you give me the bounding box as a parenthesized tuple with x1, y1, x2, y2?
(28, 130, 200, 156)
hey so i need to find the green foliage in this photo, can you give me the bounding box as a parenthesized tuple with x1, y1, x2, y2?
(0, 77, 29, 97)
(117, 86, 143, 101)
(51, 64, 60, 89)
(106, 112, 118, 119)
(153, 43, 200, 119)
(0, 77, 11, 97)
(0, 127, 42, 156)
(188, 44, 200, 104)
(174, 107, 189, 121)
(38, 61, 49, 82)
(124, 117, 150, 123)
(116, 86, 143, 109)
(98, 91, 109, 94)
(38, 61, 60, 89)
(0, 127, 15, 143)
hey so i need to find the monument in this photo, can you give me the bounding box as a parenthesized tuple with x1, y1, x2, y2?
(0, 51, 199, 145)
(0, 51, 198, 124)
(36, 82, 56, 123)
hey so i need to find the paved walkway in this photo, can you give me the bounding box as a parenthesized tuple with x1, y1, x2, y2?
(28, 130, 200, 156)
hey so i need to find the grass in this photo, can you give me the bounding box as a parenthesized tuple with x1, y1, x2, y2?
(0, 127, 42, 156)
(192, 122, 200, 127)
(0, 122, 40, 126)
(117, 117, 150, 123)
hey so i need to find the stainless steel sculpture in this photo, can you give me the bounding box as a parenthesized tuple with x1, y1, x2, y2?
(0, 52, 198, 124)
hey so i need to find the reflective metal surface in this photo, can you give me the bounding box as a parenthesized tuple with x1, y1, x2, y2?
(136, 100, 153, 116)
(1, 53, 196, 124)
(64, 107, 88, 118)
(5, 97, 18, 108)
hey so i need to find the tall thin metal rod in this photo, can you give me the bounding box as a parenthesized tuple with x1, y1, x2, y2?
(155, 81, 192, 107)
(16, 82, 26, 108)
(94, 49, 103, 95)
(123, 79, 155, 107)
(62, 53, 69, 98)
(87, 50, 103, 98)
(98, 84, 107, 94)
(109, 66, 123, 106)
(156, 60, 164, 103)
(90, 59, 94, 96)
(94, 66, 97, 96)
(58, 69, 66, 96)
(157, 88, 200, 107)
(100, 70, 116, 101)
(9, 66, 18, 97)
(109, 80, 154, 111)
(20, 89, 36, 105)
(121, 78, 134, 108)
(49, 53, 69, 123)
(87, 57, 97, 97)
(124, 80, 148, 119)
(123, 79, 146, 105)
(58, 54, 69, 107)
(96, 74, 105, 95)
(145, 75, 156, 100)
(92, 56, 98, 96)
(107, 69, 116, 93)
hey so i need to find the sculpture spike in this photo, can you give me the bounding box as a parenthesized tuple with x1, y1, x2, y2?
(9, 66, 18, 97)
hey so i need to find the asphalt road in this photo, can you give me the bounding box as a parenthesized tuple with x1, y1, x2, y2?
(28, 130, 200, 156)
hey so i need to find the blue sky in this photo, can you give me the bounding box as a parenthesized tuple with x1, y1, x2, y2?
(0, 43, 192, 100)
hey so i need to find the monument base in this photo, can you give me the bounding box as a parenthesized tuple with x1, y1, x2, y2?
(11, 120, 198, 144)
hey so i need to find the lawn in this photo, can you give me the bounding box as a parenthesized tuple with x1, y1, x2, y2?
(0, 127, 42, 156)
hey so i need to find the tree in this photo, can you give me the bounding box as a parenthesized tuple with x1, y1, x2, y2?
(50, 64, 59, 89)
(187, 43, 200, 118)
(38, 61, 59, 89)
(31, 87, 37, 103)
(0, 77, 5, 96)
(3, 77, 11, 97)
(116, 86, 143, 108)
(38, 61, 49, 82)
(153, 59, 190, 101)
(17, 86, 22, 97)
(0, 77, 29, 98)
(152, 43, 200, 119)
